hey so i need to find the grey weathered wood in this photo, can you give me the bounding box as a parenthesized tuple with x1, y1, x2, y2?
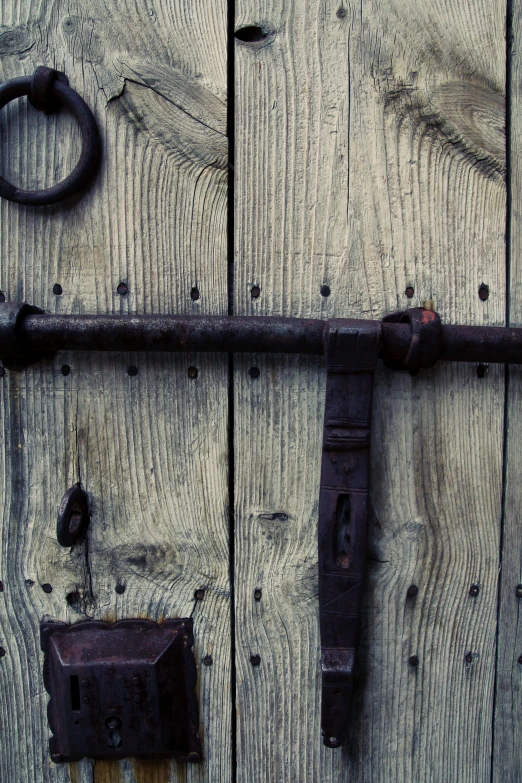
(0, 3, 230, 782)
(234, 1, 506, 780)
(492, 3, 522, 781)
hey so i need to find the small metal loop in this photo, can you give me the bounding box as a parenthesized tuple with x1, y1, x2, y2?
(383, 307, 441, 369)
(28, 66, 69, 113)
(0, 67, 101, 206)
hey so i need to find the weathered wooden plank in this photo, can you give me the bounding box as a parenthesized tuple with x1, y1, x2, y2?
(234, 1, 506, 780)
(493, 4, 522, 781)
(0, 2, 230, 782)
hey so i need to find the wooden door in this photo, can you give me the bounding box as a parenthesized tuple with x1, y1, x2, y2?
(0, 2, 231, 782)
(0, 1, 520, 782)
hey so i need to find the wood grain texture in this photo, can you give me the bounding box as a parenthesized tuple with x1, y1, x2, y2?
(0, 2, 230, 782)
(234, 1, 506, 781)
(492, 3, 522, 781)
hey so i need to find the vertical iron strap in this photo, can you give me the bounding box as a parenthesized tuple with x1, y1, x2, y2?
(319, 319, 381, 747)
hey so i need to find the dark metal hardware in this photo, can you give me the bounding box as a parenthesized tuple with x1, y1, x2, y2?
(3, 302, 521, 748)
(382, 307, 441, 369)
(319, 319, 381, 748)
(0, 67, 101, 206)
(40, 619, 201, 763)
(1, 306, 522, 366)
(0, 301, 47, 370)
(57, 484, 90, 547)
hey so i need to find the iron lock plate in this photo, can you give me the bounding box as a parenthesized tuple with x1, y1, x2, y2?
(40, 619, 201, 763)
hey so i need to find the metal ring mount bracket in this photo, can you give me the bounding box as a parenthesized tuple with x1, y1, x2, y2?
(0, 66, 101, 206)
(0, 301, 518, 749)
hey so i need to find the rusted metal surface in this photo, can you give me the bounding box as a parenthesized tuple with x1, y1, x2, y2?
(382, 307, 441, 369)
(0, 306, 519, 366)
(319, 319, 381, 748)
(0, 67, 100, 206)
(19, 313, 327, 356)
(56, 484, 90, 547)
(0, 302, 47, 370)
(40, 619, 201, 763)
(2, 302, 521, 751)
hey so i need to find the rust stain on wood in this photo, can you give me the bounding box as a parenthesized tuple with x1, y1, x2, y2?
(68, 762, 80, 783)
(93, 760, 124, 783)
(133, 758, 172, 783)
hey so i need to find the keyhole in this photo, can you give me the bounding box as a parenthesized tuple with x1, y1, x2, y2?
(105, 716, 123, 748)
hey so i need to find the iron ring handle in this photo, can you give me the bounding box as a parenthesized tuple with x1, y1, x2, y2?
(0, 67, 101, 206)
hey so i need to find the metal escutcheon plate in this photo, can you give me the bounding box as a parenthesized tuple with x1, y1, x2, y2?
(40, 619, 202, 763)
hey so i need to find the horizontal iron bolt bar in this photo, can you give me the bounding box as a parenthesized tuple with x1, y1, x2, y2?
(21, 315, 327, 356)
(14, 313, 522, 365)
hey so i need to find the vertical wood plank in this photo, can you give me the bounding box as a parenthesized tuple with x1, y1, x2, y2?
(0, 2, 230, 782)
(493, 3, 522, 781)
(234, 1, 506, 780)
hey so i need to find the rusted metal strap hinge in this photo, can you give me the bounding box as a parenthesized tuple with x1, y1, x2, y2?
(319, 320, 381, 748)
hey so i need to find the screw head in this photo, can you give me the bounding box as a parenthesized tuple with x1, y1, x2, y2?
(406, 584, 418, 598)
(188, 366, 198, 379)
(195, 588, 205, 601)
(254, 588, 262, 601)
(203, 654, 213, 666)
(117, 281, 128, 296)
(405, 286, 415, 298)
(250, 654, 261, 666)
(251, 285, 261, 299)
(516, 584, 522, 598)
(115, 583, 125, 594)
(320, 284, 331, 297)
(249, 367, 260, 379)
(52, 284, 63, 296)
(42, 583, 53, 594)
(469, 584, 480, 597)
(465, 652, 473, 664)
(409, 655, 419, 667)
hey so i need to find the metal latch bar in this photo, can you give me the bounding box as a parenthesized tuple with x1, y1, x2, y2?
(1, 301, 519, 748)
(1, 307, 521, 366)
